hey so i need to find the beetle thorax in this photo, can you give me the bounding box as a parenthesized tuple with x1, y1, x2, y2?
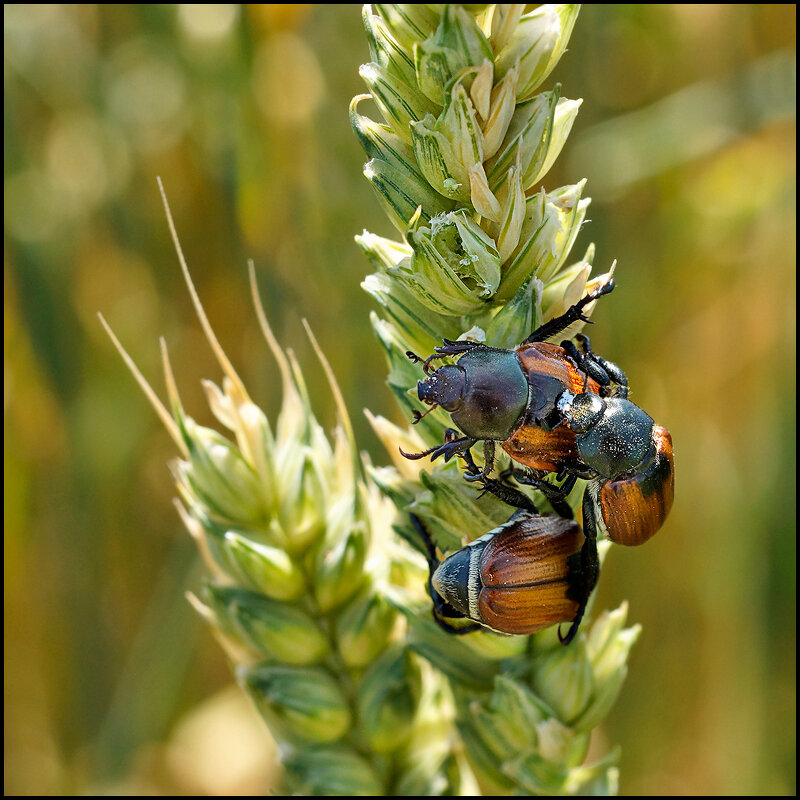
(444, 348, 529, 441)
(558, 393, 656, 479)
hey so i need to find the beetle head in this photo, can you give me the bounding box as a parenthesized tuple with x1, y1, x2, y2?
(417, 364, 466, 412)
(564, 392, 606, 434)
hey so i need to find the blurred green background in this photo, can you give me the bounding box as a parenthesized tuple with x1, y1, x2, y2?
(4, 4, 795, 795)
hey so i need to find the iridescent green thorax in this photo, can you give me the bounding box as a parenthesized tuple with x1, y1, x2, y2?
(573, 396, 655, 479)
(447, 347, 529, 441)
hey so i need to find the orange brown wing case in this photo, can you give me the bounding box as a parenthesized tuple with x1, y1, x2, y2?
(514, 342, 599, 393)
(501, 343, 600, 472)
(599, 426, 675, 546)
(502, 424, 582, 472)
(476, 516, 583, 635)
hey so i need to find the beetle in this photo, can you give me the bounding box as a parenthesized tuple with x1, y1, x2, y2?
(411, 509, 599, 645)
(403, 277, 674, 547)
(402, 280, 614, 477)
(554, 385, 674, 546)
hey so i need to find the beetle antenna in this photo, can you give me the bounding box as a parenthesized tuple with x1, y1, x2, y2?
(411, 403, 439, 424)
(422, 355, 438, 374)
(406, 348, 444, 376)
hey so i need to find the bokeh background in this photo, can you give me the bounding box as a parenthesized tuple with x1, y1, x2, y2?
(4, 4, 795, 795)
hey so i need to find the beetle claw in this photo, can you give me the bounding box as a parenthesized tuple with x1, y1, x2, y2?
(522, 279, 615, 344)
(463, 470, 486, 483)
(400, 431, 477, 465)
(558, 620, 579, 645)
(399, 445, 437, 461)
(411, 404, 439, 424)
(438, 447, 459, 463)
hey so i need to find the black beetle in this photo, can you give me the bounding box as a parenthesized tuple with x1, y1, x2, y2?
(554, 384, 674, 546)
(403, 278, 674, 548)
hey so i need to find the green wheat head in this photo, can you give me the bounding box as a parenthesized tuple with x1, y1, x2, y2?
(104, 5, 640, 795)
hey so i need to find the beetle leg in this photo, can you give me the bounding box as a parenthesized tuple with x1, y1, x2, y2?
(463, 440, 496, 482)
(575, 333, 596, 359)
(575, 334, 629, 398)
(432, 613, 483, 635)
(434, 339, 482, 356)
(458, 444, 481, 472)
(560, 534, 599, 645)
(540, 479, 576, 520)
(483, 439, 495, 475)
(400, 442, 446, 461)
(409, 513, 438, 571)
(557, 462, 596, 481)
(559, 473, 579, 496)
(559, 338, 581, 368)
(512, 469, 577, 519)
(476, 478, 539, 514)
(572, 335, 601, 394)
(511, 467, 571, 493)
(434, 436, 478, 463)
(592, 357, 628, 398)
(459, 449, 540, 512)
(442, 427, 463, 443)
(561, 338, 610, 391)
(580, 483, 600, 542)
(595, 357, 628, 399)
(574, 334, 629, 399)
(559, 489, 602, 644)
(400, 434, 477, 463)
(413, 340, 483, 375)
(521, 278, 615, 345)
(583, 361, 610, 390)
